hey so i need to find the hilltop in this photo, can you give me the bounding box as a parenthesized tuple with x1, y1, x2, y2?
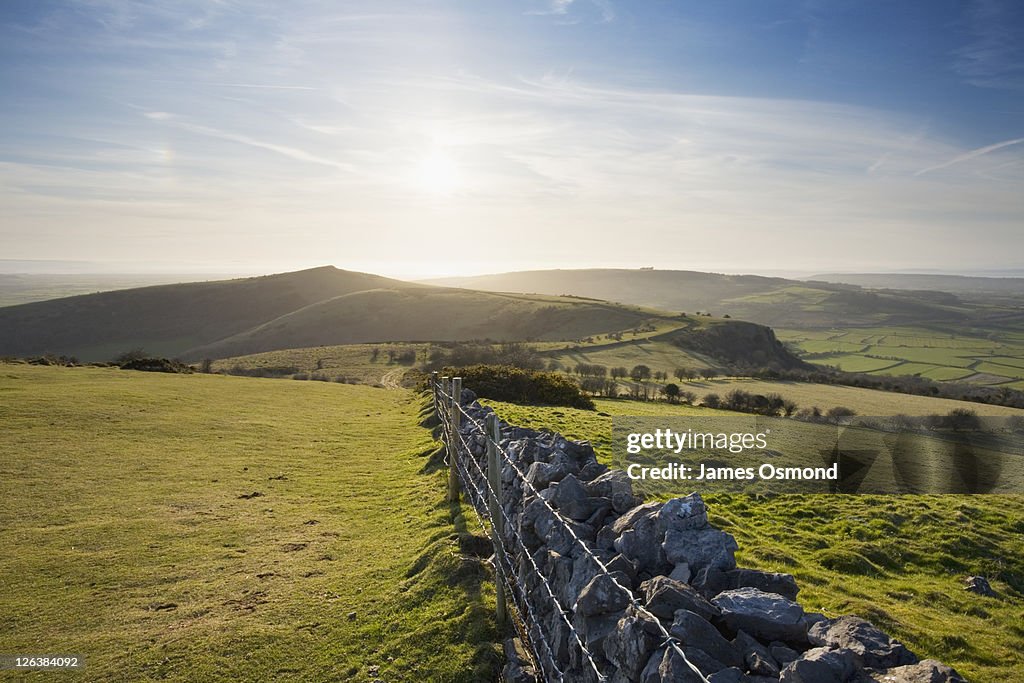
(0, 266, 407, 360)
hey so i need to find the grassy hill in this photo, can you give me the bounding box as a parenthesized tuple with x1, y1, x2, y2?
(0, 363, 500, 682)
(188, 288, 656, 360)
(0, 267, 410, 361)
(424, 268, 977, 328)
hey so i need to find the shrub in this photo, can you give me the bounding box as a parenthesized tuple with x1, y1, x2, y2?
(446, 364, 595, 410)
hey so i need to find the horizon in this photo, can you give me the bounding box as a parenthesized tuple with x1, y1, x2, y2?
(2, 258, 1024, 283)
(2, 2, 1023, 273)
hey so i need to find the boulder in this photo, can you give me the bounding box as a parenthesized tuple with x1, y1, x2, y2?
(525, 459, 570, 489)
(549, 474, 596, 521)
(642, 576, 720, 621)
(779, 646, 859, 683)
(657, 493, 709, 532)
(964, 575, 995, 597)
(658, 647, 715, 682)
(604, 608, 664, 681)
(712, 588, 806, 642)
(726, 569, 799, 601)
(733, 630, 780, 678)
(616, 511, 669, 575)
(662, 527, 738, 574)
(808, 616, 917, 669)
(670, 609, 742, 668)
(669, 562, 692, 584)
(576, 572, 630, 617)
(868, 659, 968, 683)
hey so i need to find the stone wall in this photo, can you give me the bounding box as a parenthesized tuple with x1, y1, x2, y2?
(448, 390, 967, 683)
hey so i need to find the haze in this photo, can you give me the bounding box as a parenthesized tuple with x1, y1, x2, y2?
(1, 1, 1022, 279)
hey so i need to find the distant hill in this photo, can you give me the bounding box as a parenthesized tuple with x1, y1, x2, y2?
(425, 269, 972, 328)
(188, 288, 655, 360)
(809, 273, 1024, 295)
(0, 267, 679, 362)
(0, 267, 411, 360)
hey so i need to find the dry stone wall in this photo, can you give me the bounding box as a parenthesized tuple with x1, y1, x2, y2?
(450, 390, 967, 683)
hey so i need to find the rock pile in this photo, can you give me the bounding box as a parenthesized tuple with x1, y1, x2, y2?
(448, 392, 967, 683)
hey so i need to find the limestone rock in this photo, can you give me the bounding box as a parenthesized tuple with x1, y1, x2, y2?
(808, 616, 917, 670)
(642, 575, 720, 621)
(713, 588, 806, 642)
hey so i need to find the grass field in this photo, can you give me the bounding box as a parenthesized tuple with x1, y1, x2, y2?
(779, 326, 1024, 387)
(481, 397, 1024, 681)
(0, 364, 499, 682)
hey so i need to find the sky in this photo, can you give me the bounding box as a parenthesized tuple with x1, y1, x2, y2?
(1, 0, 1022, 279)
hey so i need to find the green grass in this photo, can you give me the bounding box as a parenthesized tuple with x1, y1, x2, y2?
(480, 397, 1024, 681)
(0, 364, 500, 682)
(779, 325, 1024, 388)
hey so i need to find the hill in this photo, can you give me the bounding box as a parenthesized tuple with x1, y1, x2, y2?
(810, 273, 1024, 295)
(0, 266, 409, 361)
(424, 268, 975, 328)
(189, 288, 659, 360)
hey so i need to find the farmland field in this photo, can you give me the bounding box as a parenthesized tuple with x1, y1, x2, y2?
(0, 364, 499, 682)
(778, 325, 1024, 387)
(481, 397, 1024, 682)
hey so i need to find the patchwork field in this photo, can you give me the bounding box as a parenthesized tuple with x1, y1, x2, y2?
(778, 326, 1024, 387)
(481, 397, 1024, 682)
(0, 365, 499, 682)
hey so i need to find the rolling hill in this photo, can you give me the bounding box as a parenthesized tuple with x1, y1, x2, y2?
(0, 267, 412, 361)
(188, 287, 656, 360)
(0, 267, 687, 362)
(424, 268, 980, 328)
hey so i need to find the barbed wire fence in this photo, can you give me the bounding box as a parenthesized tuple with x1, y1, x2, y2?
(431, 373, 711, 683)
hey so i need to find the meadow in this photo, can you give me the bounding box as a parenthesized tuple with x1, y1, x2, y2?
(778, 326, 1024, 390)
(481, 397, 1024, 682)
(0, 364, 499, 682)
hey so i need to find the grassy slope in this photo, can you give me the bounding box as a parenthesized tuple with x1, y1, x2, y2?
(480, 398, 1024, 681)
(189, 288, 655, 360)
(425, 268, 973, 328)
(0, 365, 499, 682)
(0, 267, 409, 362)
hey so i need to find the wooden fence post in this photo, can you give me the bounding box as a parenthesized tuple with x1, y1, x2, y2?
(486, 412, 508, 628)
(430, 371, 439, 416)
(448, 377, 462, 503)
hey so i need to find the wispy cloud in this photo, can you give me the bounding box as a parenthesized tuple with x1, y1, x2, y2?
(915, 137, 1024, 176)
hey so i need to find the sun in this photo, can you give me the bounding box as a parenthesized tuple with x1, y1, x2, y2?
(413, 151, 461, 195)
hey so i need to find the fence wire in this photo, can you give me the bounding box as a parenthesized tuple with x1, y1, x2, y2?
(435, 383, 711, 683)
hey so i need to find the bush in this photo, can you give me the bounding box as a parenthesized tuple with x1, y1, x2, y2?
(446, 364, 595, 410)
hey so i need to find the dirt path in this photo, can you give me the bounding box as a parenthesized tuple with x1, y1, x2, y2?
(380, 368, 406, 389)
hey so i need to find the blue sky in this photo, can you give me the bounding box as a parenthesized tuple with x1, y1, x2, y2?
(1, 0, 1022, 277)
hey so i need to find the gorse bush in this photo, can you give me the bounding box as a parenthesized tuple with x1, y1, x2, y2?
(444, 364, 595, 410)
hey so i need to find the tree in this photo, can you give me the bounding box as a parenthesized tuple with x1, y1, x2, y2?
(700, 368, 717, 380)
(943, 408, 981, 431)
(674, 368, 688, 381)
(630, 364, 652, 382)
(663, 383, 680, 403)
(654, 370, 667, 381)
(680, 390, 698, 405)
(702, 393, 721, 409)
(610, 366, 628, 380)
(826, 406, 856, 424)
(370, 348, 379, 362)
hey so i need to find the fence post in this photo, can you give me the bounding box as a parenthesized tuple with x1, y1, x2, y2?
(448, 377, 462, 503)
(486, 412, 508, 628)
(430, 371, 439, 416)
